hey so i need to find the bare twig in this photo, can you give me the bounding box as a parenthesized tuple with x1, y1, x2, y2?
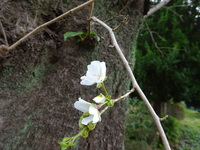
(144, 0, 171, 18)
(113, 88, 135, 103)
(144, 19, 164, 55)
(113, 16, 128, 31)
(100, 88, 135, 115)
(0, 20, 9, 46)
(144, 19, 184, 53)
(87, 2, 94, 35)
(7, 0, 97, 52)
(160, 115, 168, 121)
(100, 106, 109, 115)
(168, 4, 191, 8)
(91, 16, 171, 150)
(165, 7, 184, 21)
(105, 0, 131, 22)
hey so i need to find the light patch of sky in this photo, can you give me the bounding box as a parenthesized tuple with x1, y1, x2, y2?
(195, 6, 200, 18)
(196, 6, 200, 12)
(150, 0, 200, 18)
(150, 0, 161, 2)
(187, 0, 192, 4)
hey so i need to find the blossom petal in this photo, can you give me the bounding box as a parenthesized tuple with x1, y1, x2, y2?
(86, 71, 99, 83)
(93, 113, 101, 123)
(93, 96, 105, 103)
(89, 106, 101, 123)
(80, 75, 95, 85)
(81, 116, 93, 125)
(88, 61, 101, 75)
(100, 62, 106, 82)
(74, 98, 92, 112)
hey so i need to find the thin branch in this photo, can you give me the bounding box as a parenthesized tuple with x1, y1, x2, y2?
(105, 0, 131, 22)
(0, 20, 9, 46)
(100, 106, 109, 115)
(144, 0, 171, 18)
(144, 19, 164, 55)
(91, 16, 171, 150)
(113, 88, 135, 103)
(87, 2, 94, 35)
(168, 4, 191, 8)
(100, 88, 135, 115)
(113, 16, 128, 31)
(144, 21, 184, 53)
(160, 115, 168, 121)
(7, 0, 97, 52)
(165, 7, 184, 21)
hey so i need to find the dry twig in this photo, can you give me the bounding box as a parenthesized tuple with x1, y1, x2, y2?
(91, 16, 171, 150)
(144, 0, 171, 18)
(100, 88, 135, 115)
(113, 16, 128, 31)
(160, 115, 169, 121)
(6, 0, 97, 52)
(0, 20, 8, 46)
(87, 2, 94, 35)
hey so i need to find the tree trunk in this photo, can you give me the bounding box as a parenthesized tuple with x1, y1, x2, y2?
(0, 0, 145, 149)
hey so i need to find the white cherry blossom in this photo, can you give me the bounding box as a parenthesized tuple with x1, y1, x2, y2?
(80, 61, 106, 86)
(74, 98, 101, 125)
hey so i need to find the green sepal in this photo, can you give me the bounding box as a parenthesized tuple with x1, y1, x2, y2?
(82, 111, 90, 117)
(97, 83, 103, 88)
(82, 129, 89, 138)
(106, 99, 114, 107)
(87, 122, 96, 130)
(104, 76, 107, 81)
(98, 93, 105, 98)
(79, 116, 85, 129)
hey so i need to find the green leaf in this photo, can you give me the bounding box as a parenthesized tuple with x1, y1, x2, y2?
(63, 32, 84, 41)
(58, 141, 67, 147)
(62, 137, 71, 142)
(76, 39, 83, 43)
(59, 137, 75, 150)
(90, 32, 100, 42)
(90, 32, 97, 36)
(66, 143, 74, 147)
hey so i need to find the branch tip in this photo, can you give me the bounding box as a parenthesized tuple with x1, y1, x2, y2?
(160, 115, 169, 121)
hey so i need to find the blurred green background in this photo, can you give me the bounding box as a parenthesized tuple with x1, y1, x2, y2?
(125, 0, 200, 149)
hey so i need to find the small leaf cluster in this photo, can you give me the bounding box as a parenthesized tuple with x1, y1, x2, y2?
(63, 31, 100, 42)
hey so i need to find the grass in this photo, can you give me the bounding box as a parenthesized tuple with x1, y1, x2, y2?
(175, 103, 200, 149)
(125, 101, 200, 150)
(180, 103, 200, 130)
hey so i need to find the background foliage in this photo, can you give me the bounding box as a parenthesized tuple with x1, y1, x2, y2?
(125, 0, 200, 149)
(135, 0, 200, 109)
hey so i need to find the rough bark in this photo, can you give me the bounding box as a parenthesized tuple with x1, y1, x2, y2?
(0, 0, 145, 149)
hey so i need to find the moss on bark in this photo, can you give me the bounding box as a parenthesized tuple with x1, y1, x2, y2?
(0, 0, 145, 149)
